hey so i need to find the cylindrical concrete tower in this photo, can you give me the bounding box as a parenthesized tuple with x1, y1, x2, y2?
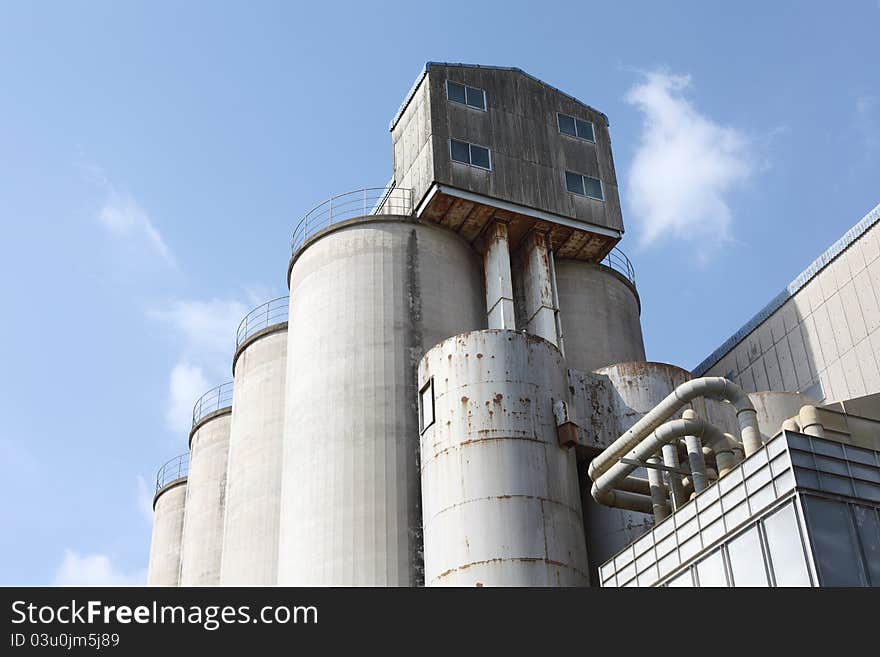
(580, 362, 690, 571)
(178, 383, 232, 586)
(278, 216, 485, 586)
(554, 260, 645, 372)
(220, 298, 288, 585)
(147, 454, 188, 586)
(419, 330, 589, 586)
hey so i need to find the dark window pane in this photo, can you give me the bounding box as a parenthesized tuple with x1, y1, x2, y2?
(763, 502, 812, 586)
(803, 495, 865, 586)
(558, 113, 576, 136)
(584, 176, 603, 199)
(696, 549, 727, 587)
(447, 81, 466, 104)
(470, 144, 490, 169)
(450, 139, 470, 163)
(576, 118, 595, 141)
(852, 505, 880, 586)
(466, 86, 485, 110)
(565, 171, 584, 195)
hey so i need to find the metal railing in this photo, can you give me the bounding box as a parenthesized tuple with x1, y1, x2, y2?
(155, 453, 189, 493)
(236, 296, 289, 348)
(192, 382, 233, 428)
(600, 247, 636, 287)
(290, 186, 414, 253)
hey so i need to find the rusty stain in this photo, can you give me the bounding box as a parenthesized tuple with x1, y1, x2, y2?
(461, 396, 469, 403)
(476, 353, 483, 359)
(493, 393, 503, 404)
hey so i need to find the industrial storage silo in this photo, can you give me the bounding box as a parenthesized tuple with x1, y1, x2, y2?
(220, 298, 288, 585)
(554, 258, 646, 372)
(419, 330, 589, 586)
(147, 454, 188, 586)
(178, 383, 232, 585)
(278, 215, 486, 586)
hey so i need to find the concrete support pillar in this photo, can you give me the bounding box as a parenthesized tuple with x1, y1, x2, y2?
(520, 230, 559, 345)
(483, 220, 515, 330)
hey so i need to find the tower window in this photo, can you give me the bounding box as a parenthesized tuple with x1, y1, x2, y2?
(557, 112, 595, 142)
(446, 80, 487, 111)
(450, 139, 492, 170)
(419, 378, 435, 434)
(565, 171, 603, 200)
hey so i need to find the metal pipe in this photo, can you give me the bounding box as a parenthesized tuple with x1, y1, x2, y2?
(591, 416, 738, 507)
(647, 456, 670, 522)
(682, 409, 709, 494)
(798, 405, 825, 438)
(616, 475, 651, 496)
(661, 443, 687, 510)
(781, 418, 800, 433)
(588, 377, 761, 482)
(598, 489, 655, 515)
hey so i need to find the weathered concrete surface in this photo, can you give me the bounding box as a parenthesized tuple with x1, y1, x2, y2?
(148, 481, 187, 586)
(749, 391, 816, 443)
(220, 328, 287, 585)
(393, 64, 623, 235)
(179, 412, 231, 585)
(554, 260, 645, 372)
(419, 330, 589, 586)
(279, 217, 485, 586)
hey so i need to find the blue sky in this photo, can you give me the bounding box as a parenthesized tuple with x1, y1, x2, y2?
(0, 1, 877, 585)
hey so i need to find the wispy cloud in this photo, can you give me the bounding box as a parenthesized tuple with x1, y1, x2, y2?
(625, 70, 752, 253)
(149, 294, 268, 435)
(53, 550, 145, 586)
(83, 163, 175, 267)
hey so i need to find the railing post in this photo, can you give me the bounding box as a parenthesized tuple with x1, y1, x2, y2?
(363, 188, 367, 216)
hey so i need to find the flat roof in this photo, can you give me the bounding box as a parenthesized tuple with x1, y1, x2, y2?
(388, 61, 610, 132)
(693, 202, 880, 376)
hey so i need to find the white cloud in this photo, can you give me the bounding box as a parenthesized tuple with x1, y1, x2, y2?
(150, 298, 250, 361)
(625, 70, 752, 251)
(53, 550, 145, 586)
(98, 192, 175, 267)
(166, 361, 209, 434)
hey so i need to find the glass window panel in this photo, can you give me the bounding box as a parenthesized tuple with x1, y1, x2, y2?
(696, 550, 727, 587)
(812, 438, 844, 459)
(727, 525, 769, 587)
(667, 569, 694, 587)
(794, 468, 819, 489)
(770, 453, 791, 477)
(565, 171, 585, 195)
(679, 535, 701, 562)
(724, 500, 750, 530)
(557, 113, 576, 136)
(814, 455, 849, 476)
(802, 495, 865, 586)
(583, 175, 603, 199)
(852, 505, 880, 586)
(419, 379, 434, 431)
(634, 533, 654, 557)
(855, 481, 880, 503)
(763, 502, 811, 586)
(850, 463, 880, 484)
(790, 450, 815, 468)
(843, 445, 877, 466)
(766, 436, 786, 459)
(450, 139, 470, 163)
(657, 551, 680, 578)
(719, 468, 742, 494)
(676, 501, 697, 523)
(774, 469, 795, 494)
(747, 467, 773, 493)
(748, 482, 777, 514)
(701, 517, 725, 545)
(677, 518, 698, 541)
(818, 472, 854, 497)
(637, 563, 659, 586)
(469, 144, 491, 169)
(575, 118, 595, 141)
(465, 86, 486, 110)
(724, 483, 747, 508)
(446, 81, 466, 104)
(743, 450, 768, 477)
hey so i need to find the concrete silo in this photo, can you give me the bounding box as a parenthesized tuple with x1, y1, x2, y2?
(278, 215, 486, 586)
(178, 383, 232, 585)
(554, 257, 645, 372)
(220, 298, 288, 585)
(147, 454, 188, 586)
(419, 330, 589, 586)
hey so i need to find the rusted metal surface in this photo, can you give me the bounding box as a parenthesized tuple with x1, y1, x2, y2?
(419, 329, 588, 587)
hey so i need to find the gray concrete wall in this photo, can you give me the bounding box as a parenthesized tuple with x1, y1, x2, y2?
(698, 211, 880, 403)
(179, 412, 231, 585)
(220, 328, 287, 585)
(392, 64, 623, 235)
(554, 260, 645, 372)
(278, 217, 486, 586)
(419, 330, 588, 586)
(147, 482, 187, 586)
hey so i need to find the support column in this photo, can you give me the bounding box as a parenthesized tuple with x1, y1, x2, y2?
(483, 219, 515, 329)
(520, 229, 559, 346)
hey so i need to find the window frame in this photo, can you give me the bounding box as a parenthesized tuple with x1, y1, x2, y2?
(419, 378, 435, 434)
(564, 170, 603, 200)
(449, 138, 493, 171)
(557, 112, 595, 142)
(446, 80, 487, 111)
